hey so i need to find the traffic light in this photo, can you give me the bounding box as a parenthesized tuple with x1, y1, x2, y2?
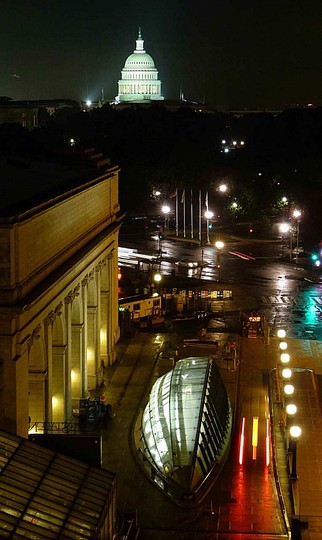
(311, 253, 321, 267)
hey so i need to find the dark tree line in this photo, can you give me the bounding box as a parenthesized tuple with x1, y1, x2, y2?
(1, 103, 321, 246)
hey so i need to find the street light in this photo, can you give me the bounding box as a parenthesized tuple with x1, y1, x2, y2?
(292, 209, 301, 264)
(282, 368, 292, 379)
(289, 425, 302, 479)
(153, 271, 162, 284)
(151, 270, 162, 294)
(218, 183, 228, 193)
(286, 403, 297, 416)
(204, 209, 214, 244)
(215, 240, 225, 281)
(286, 403, 297, 427)
(280, 353, 290, 364)
(279, 223, 290, 258)
(162, 204, 170, 231)
(284, 384, 294, 396)
(276, 331, 288, 401)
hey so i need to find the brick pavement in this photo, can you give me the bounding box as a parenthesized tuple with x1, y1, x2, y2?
(102, 329, 322, 539)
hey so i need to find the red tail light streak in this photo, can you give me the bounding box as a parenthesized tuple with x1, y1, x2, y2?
(229, 250, 256, 261)
(239, 417, 245, 465)
(266, 418, 270, 466)
(239, 416, 271, 466)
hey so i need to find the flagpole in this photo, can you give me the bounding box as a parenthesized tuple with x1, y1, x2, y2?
(190, 189, 194, 239)
(182, 189, 186, 238)
(175, 189, 179, 237)
(206, 190, 210, 244)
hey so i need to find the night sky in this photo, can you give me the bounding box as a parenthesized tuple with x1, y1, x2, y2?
(2, 0, 321, 109)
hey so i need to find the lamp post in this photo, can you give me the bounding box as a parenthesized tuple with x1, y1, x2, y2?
(151, 269, 162, 294)
(279, 223, 290, 258)
(285, 403, 297, 429)
(280, 352, 290, 364)
(162, 204, 170, 232)
(215, 240, 225, 281)
(293, 210, 301, 264)
(153, 271, 162, 285)
(204, 209, 214, 244)
(277, 329, 286, 339)
(276, 330, 288, 403)
(282, 367, 292, 380)
(218, 183, 228, 194)
(289, 425, 302, 479)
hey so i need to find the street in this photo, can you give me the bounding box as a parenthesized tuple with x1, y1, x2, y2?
(119, 226, 322, 339)
(108, 226, 322, 538)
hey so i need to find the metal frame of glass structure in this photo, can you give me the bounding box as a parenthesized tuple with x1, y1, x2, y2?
(141, 357, 232, 502)
(0, 430, 116, 539)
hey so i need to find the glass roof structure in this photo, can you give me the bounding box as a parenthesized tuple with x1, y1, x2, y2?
(0, 430, 115, 539)
(141, 357, 232, 501)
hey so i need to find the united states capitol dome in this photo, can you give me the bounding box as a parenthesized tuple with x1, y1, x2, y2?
(124, 52, 155, 70)
(115, 28, 164, 103)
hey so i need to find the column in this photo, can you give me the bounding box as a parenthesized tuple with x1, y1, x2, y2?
(52, 345, 67, 422)
(95, 266, 102, 384)
(87, 270, 100, 389)
(71, 323, 83, 409)
(64, 291, 74, 421)
(44, 312, 54, 422)
(81, 277, 89, 398)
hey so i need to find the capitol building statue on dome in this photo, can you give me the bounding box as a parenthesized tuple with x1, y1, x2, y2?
(115, 28, 164, 103)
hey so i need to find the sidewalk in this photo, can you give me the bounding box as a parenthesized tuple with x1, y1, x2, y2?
(266, 337, 322, 540)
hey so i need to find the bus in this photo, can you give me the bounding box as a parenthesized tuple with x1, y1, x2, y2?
(119, 293, 162, 322)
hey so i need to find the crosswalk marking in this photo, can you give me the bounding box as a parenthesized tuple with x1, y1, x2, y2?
(260, 295, 301, 305)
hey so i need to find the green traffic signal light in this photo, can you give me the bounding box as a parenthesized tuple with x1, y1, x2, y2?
(311, 253, 319, 261)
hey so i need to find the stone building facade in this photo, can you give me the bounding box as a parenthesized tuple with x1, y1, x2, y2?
(0, 155, 122, 438)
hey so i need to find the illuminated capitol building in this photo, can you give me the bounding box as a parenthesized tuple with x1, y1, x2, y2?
(115, 28, 164, 104)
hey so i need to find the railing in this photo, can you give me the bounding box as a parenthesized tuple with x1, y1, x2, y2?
(29, 421, 82, 434)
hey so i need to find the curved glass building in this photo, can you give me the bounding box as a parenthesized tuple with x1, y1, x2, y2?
(141, 357, 232, 503)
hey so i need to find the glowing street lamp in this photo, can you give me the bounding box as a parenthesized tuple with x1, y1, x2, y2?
(286, 403, 297, 416)
(153, 271, 162, 283)
(289, 425, 302, 479)
(162, 204, 170, 231)
(218, 183, 228, 193)
(204, 209, 214, 244)
(215, 240, 225, 281)
(284, 384, 294, 396)
(279, 223, 290, 258)
(150, 270, 162, 294)
(282, 368, 292, 379)
(285, 402, 297, 430)
(280, 353, 290, 364)
(293, 209, 301, 264)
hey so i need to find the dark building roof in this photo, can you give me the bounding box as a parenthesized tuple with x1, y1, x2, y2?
(0, 149, 113, 219)
(0, 429, 115, 539)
